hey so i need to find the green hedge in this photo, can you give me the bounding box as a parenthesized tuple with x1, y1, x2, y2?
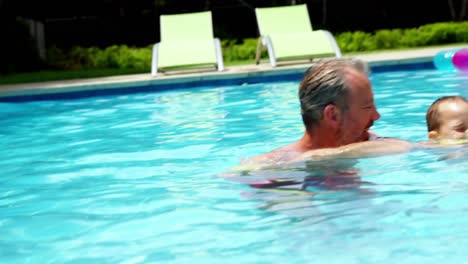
(336, 21, 468, 52)
(222, 38, 260, 62)
(46, 21, 468, 71)
(47, 45, 152, 70)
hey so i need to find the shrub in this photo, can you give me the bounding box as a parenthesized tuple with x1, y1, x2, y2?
(46, 45, 152, 71)
(335, 21, 468, 52)
(222, 38, 261, 62)
(374, 29, 404, 49)
(336, 31, 377, 52)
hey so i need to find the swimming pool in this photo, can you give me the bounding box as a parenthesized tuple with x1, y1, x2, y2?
(1, 66, 468, 263)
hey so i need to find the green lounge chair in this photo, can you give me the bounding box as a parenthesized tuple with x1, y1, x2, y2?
(255, 4, 342, 67)
(151, 11, 224, 76)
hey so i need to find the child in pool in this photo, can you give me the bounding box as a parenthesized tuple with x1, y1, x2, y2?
(426, 95, 468, 143)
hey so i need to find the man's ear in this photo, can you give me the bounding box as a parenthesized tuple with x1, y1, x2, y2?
(428, 131, 438, 139)
(323, 104, 340, 128)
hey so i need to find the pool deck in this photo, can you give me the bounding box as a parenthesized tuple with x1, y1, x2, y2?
(0, 45, 466, 99)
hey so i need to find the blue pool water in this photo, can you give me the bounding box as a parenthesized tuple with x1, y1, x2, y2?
(1, 68, 468, 263)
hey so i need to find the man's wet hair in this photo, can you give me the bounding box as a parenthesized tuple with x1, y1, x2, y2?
(299, 58, 370, 131)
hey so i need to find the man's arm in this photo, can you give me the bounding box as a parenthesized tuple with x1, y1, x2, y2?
(296, 138, 413, 161)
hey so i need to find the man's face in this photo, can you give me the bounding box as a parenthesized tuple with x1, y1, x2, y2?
(337, 69, 380, 145)
(433, 101, 468, 140)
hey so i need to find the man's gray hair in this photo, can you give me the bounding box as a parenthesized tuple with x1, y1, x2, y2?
(299, 58, 369, 131)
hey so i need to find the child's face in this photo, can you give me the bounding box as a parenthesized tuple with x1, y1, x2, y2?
(429, 101, 468, 140)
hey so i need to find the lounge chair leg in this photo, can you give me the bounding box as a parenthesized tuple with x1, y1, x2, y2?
(323, 30, 342, 58)
(255, 36, 263, 65)
(151, 43, 159, 76)
(264, 35, 277, 67)
(214, 38, 224, 72)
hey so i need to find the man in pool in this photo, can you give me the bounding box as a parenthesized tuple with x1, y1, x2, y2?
(293, 95, 468, 161)
(243, 58, 412, 166)
(426, 95, 468, 142)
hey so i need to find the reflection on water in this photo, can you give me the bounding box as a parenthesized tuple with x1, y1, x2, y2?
(226, 145, 468, 221)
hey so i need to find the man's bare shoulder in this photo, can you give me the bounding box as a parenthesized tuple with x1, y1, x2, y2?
(241, 144, 301, 166)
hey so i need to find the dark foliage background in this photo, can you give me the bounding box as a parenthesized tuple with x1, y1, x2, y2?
(3, 0, 464, 48)
(1, 0, 466, 73)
